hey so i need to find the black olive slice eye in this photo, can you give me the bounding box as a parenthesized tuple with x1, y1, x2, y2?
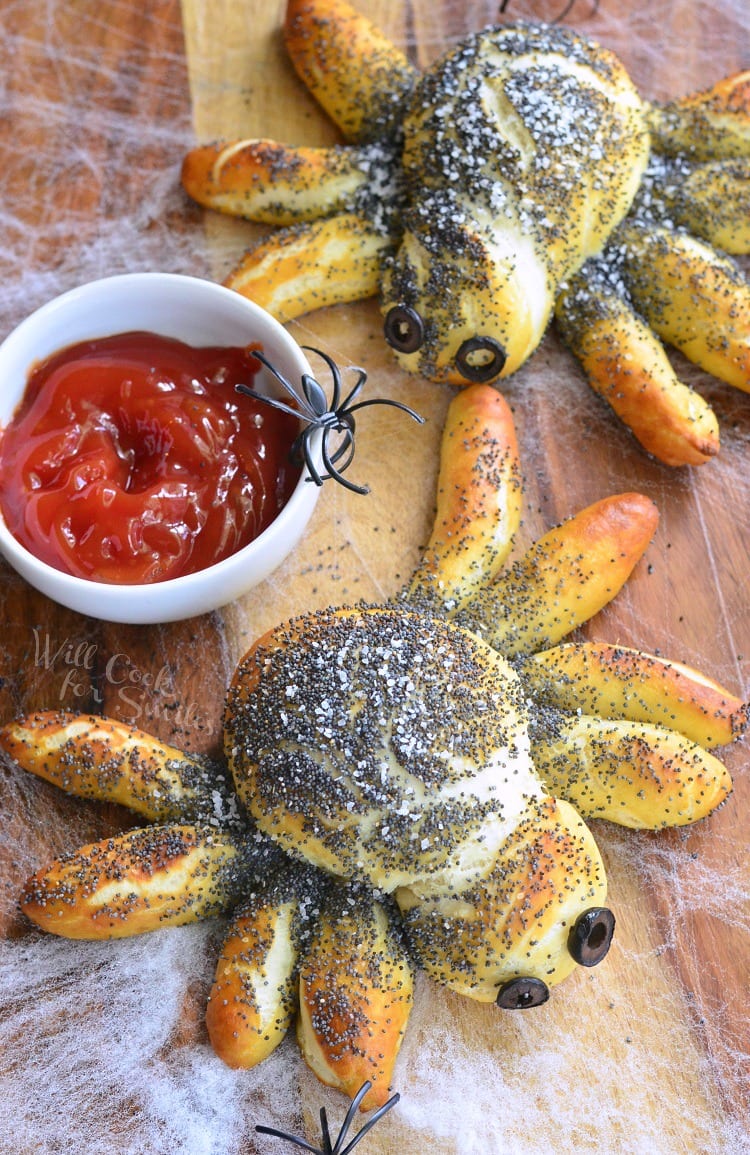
(496, 976, 550, 1009)
(384, 305, 425, 354)
(568, 907, 616, 967)
(455, 336, 507, 383)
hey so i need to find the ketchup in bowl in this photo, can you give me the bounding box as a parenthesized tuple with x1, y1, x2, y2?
(0, 331, 301, 584)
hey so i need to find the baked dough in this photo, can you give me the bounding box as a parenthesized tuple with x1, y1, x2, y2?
(181, 0, 750, 465)
(4, 385, 744, 1101)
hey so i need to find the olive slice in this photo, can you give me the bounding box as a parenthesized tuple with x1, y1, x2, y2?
(496, 976, 550, 1009)
(383, 305, 425, 354)
(568, 907, 616, 967)
(455, 336, 506, 382)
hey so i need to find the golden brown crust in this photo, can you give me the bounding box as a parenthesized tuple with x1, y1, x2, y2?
(520, 641, 748, 749)
(20, 825, 251, 939)
(455, 493, 659, 656)
(530, 715, 733, 829)
(648, 72, 750, 160)
(408, 385, 522, 610)
(297, 885, 413, 1110)
(619, 223, 750, 392)
(0, 710, 217, 823)
(651, 158, 750, 256)
(397, 797, 607, 1000)
(283, 0, 417, 143)
(380, 224, 555, 386)
(556, 268, 720, 466)
(181, 139, 368, 225)
(206, 898, 300, 1068)
(224, 213, 387, 322)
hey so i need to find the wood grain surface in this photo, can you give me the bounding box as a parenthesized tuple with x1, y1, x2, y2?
(0, 1, 748, 1152)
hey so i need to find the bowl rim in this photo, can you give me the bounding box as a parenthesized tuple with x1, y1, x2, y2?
(0, 273, 323, 621)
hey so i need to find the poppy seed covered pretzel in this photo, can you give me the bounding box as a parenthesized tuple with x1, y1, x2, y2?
(555, 265, 721, 467)
(225, 606, 609, 998)
(183, 0, 750, 466)
(206, 864, 325, 1069)
(408, 385, 522, 613)
(3, 385, 745, 1102)
(384, 21, 649, 383)
(297, 883, 414, 1109)
(0, 709, 238, 825)
(227, 213, 387, 324)
(452, 491, 659, 657)
(20, 825, 259, 939)
(520, 641, 749, 749)
(283, 0, 417, 144)
(226, 607, 540, 894)
(181, 140, 373, 226)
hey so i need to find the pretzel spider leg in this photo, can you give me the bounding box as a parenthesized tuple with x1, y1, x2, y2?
(0, 709, 238, 825)
(616, 223, 750, 394)
(181, 140, 376, 226)
(643, 156, 750, 256)
(555, 264, 720, 467)
(529, 714, 733, 830)
(283, 0, 418, 144)
(554, 143, 750, 466)
(452, 492, 659, 657)
(407, 385, 522, 612)
(1, 711, 279, 940)
(206, 863, 326, 1069)
(519, 641, 749, 750)
(646, 71, 750, 162)
(520, 642, 741, 829)
(224, 214, 389, 324)
(296, 882, 414, 1111)
(19, 824, 262, 939)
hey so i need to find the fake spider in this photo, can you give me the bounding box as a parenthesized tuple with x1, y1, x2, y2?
(256, 1082, 399, 1153)
(238, 347, 423, 494)
(498, 0, 600, 20)
(182, 0, 750, 467)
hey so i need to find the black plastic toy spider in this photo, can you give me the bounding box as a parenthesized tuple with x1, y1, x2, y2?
(255, 1082, 400, 1154)
(498, 0, 600, 20)
(237, 348, 424, 494)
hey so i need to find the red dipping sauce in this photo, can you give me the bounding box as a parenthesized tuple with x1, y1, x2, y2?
(0, 331, 301, 584)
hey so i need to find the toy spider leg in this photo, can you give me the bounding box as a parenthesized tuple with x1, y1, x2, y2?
(498, 0, 600, 20)
(237, 347, 423, 494)
(255, 1082, 400, 1154)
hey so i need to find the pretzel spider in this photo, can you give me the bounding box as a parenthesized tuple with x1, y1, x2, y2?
(2, 386, 745, 1111)
(182, 0, 750, 467)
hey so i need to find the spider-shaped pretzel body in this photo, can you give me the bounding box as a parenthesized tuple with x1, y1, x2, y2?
(2, 386, 746, 1113)
(182, 0, 750, 466)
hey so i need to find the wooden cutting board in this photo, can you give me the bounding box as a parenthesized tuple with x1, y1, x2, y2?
(0, 2, 747, 1152)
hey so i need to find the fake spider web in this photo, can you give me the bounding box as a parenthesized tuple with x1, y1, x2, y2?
(0, 1, 748, 1153)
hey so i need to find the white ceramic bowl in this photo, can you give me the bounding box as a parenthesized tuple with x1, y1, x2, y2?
(0, 273, 321, 623)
